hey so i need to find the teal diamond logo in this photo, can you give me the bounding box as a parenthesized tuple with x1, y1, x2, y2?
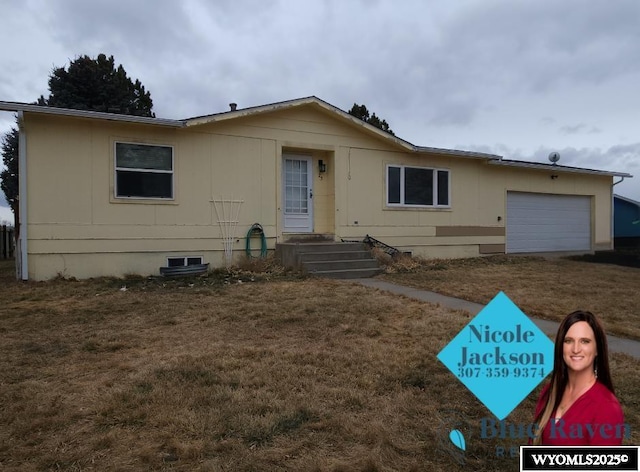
(437, 292, 553, 420)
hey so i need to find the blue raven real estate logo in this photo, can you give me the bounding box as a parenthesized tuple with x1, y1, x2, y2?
(436, 409, 471, 465)
(437, 292, 554, 420)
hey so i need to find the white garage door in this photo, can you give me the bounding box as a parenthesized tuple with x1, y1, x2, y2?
(506, 192, 591, 253)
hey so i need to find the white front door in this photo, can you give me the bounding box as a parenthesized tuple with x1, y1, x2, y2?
(283, 155, 313, 232)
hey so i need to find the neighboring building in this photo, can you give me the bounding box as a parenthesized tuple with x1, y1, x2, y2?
(614, 194, 640, 248)
(0, 97, 632, 280)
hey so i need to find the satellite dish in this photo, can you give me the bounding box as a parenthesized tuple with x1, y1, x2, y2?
(548, 152, 560, 164)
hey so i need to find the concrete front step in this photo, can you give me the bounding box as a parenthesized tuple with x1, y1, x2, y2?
(309, 267, 382, 279)
(303, 258, 380, 272)
(293, 242, 366, 253)
(276, 241, 381, 278)
(299, 250, 374, 262)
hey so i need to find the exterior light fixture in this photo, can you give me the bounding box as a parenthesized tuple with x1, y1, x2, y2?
(318, 159, 327, 173)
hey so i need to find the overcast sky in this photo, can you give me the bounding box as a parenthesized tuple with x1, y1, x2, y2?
(1, 0, 639, 225)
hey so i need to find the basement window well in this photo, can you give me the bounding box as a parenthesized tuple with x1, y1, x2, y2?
(167, 256, 204, 267)
(161, 256, 209, 277)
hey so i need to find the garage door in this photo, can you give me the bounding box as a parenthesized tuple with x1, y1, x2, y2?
(506, 192, 591, 253)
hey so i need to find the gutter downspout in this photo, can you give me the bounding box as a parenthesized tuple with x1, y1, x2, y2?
(611, 177, 625, 250)
(17, 111, 27, 280)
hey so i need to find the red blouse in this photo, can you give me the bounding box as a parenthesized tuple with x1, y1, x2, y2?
(534, 381, 626, 445)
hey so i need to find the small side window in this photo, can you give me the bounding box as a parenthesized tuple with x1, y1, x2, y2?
(167, 256, 203, 267)
(387, 166, 401, 204)
(115, 142, 174, 199)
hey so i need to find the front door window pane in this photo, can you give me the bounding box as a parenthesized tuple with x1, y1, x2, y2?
(284, 159, 308, 214)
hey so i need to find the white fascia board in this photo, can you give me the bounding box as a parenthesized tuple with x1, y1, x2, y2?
(0, 101, 184, 128)
(311, 98, 416, 151)
(183, 96, 318, 125)
(416, 146, 502, 160)
(488, 158, 632, 178)
(184, 96, 417, 152)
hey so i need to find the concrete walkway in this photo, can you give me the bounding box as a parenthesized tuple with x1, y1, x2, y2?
(352, 278, 640, 360)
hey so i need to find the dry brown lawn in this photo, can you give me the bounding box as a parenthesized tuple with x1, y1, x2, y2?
(1, 258, 638, 471)
(379, 254, 640, 340)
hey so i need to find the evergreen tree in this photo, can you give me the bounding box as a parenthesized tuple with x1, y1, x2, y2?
(1, 127, 19, 229)
(347, 103, 394, 135)
(37, 54, 154, 117)
(1, 54, 155, 226)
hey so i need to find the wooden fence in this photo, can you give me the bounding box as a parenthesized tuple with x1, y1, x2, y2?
(1, 225, 15, 259)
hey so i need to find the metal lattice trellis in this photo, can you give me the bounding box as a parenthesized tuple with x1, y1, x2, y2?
(212, 198, 243, 266)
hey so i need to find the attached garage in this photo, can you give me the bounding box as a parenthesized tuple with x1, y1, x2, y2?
(506, 192, 592, 253)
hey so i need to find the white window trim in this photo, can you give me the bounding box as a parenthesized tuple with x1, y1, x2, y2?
(386, 164, 451, 208)
(114, 141, 175, 200)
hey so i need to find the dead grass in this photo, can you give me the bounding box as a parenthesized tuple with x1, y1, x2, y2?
(0, 258, 638, 471)
(379, 254, 640, 340)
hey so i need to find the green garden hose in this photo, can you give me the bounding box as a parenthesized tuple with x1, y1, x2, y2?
(245, 223, 267, 258)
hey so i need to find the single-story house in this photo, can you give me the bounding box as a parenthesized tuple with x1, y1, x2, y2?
(0, 96, 632, 281)
(614, 194, 640, 248)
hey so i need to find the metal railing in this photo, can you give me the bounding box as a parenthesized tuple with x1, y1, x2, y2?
(363, 234, 401, 257)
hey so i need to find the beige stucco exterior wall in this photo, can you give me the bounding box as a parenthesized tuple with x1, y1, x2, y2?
(22, 106, 614, 280)
(24, 114, 281, 280)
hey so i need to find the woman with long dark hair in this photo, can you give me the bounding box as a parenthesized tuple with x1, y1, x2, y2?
(532, 310, 626, 445)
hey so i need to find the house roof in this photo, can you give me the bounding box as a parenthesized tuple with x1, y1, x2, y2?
(0, 96, 500, 159)
(182, 96, 418, 152)
(0, 100, 183, 127)
(614, 194, 640, 206)
(0, 97, 632, 178)
(489, 158, 632, 178)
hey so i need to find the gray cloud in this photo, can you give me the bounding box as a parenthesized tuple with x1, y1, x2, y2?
(559, 123, 588, 135)
(445, 0, 640, 92)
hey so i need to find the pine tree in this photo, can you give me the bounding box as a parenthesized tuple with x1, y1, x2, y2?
(37, 54, 154, 117)
(1, 54, 156, 226)
(347, 103, 394, 135)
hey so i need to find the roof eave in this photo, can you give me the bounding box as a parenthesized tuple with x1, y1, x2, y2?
(0, 101, 184, 128)
(416, 146, 502, 160)
(614, 194, 640, 205)
(311, 97, 416, 151)
(0, 99, 632, 179)
(183, 96, 318, 125)
(184, 96, 416, 151)
(488, 159, 632, 178)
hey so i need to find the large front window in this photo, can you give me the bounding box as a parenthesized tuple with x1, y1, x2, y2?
(387, 165, 450, 207)
(115, 142, 173, 199)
